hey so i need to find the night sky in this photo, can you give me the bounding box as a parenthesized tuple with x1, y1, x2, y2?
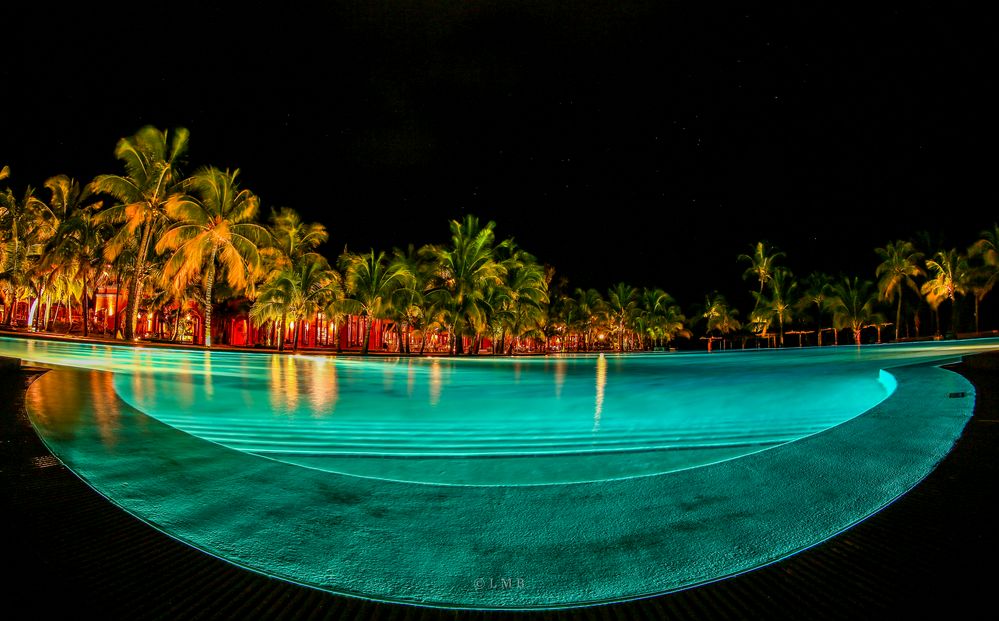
(5, 3, 997, 311)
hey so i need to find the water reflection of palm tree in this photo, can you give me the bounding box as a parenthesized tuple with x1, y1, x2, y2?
(594, 354, 607, 431)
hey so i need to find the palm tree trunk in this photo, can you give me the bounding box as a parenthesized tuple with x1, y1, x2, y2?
(43, 293, 52, 331)
(82, 271, 90, 337)
(202, 252, 217, 347)
(2, 285, 11, 326)
(853, 326, 861, 345)
(419, 330, 427, 356)
(292, 314, 302, 352)
(895, 289, 903, 342)
(125, 221, 153, 340)
(30, 288, 42, 330)
(278, 313, 287, 352)
(361, 315, 372, 355)
(112, 275, 121, 337)
(335, 320, 342, 353)
(171, 309, 181, 342)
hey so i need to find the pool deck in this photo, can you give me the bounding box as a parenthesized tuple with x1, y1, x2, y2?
(3, 353, 999, 618)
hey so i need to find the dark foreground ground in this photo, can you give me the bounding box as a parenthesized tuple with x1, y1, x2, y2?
(1, 355, 997, 620)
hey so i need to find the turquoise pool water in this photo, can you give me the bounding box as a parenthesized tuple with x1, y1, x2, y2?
(2, 337, 896, 484)
(4, 335, 999, 608)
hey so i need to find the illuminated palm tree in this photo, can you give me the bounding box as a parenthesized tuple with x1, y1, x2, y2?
(752, 267, 796, 346)
(254, 208, 332, 349)
(1, 183, 54, 326)
(648, 291, 690, 349)
(45, 262, 84, 332)
(267, 207, 329, 265)
(426, 216, 506, 355)
(826, 277, 882, 345)
(92, 126, 190, 340)
(493, 243, 548, 354)
(250, 270, 294, 350)
(795, 272, 833, 345)
(875, 240, 924, 341)
(251, 255, 339, 351)
(322, 286, 351, 352)
(701, 292, 741, 349)
(606, 282, 639, 351)
(48, 176, 109, 336)
(342, 250, 412, 354)
(921, 249, 970, 336)
(385, 244, 426, 353)
(155, 167, 267, 347)
(969, 224, 999, 332)
(738, 241, 785, 299)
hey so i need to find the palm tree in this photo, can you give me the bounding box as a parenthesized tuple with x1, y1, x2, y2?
(254, 208, 332, 350)
(793, 272, 831, 346)
(921, 249, 970, 336)
(267, 207, 329, 265)
(426, 216, 506, 355)
(91, 126, 190, 340)
(701, 292, 741, 349)
(875, 240, 924, 341)
(322, 286, 351, 352)
(251, 255, 339, 351)
(287, 258, 338, 351)
(644, 290, 690, 349)
(752, 267, 796, 346)
(342, 250, 412, 354)
(1, 184, 54, 326)
(48, 176, 109, 336)
(969, 224, 999, 332)
(738, 241, 785, 299)
(574, 287, 606, 350)
(386, 244, 430, 353)
(45, 262, 84, 332)
(250, 270, 295, 351)
(155, 167, 267, 347)
(606, 282, 639, 351)
(826, 277, 882, 345)
(493, 244, 549, 354)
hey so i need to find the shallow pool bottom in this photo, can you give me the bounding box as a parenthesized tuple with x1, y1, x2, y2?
(24, 357, 977, 609)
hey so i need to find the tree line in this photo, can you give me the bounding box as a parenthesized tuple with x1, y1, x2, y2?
(2, 126, 997, 354)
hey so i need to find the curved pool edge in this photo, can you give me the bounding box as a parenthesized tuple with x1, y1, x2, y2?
(20, 354, 977, 610)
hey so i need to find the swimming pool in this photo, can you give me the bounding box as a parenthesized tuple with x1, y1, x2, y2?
(4, 335, 997, 608)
